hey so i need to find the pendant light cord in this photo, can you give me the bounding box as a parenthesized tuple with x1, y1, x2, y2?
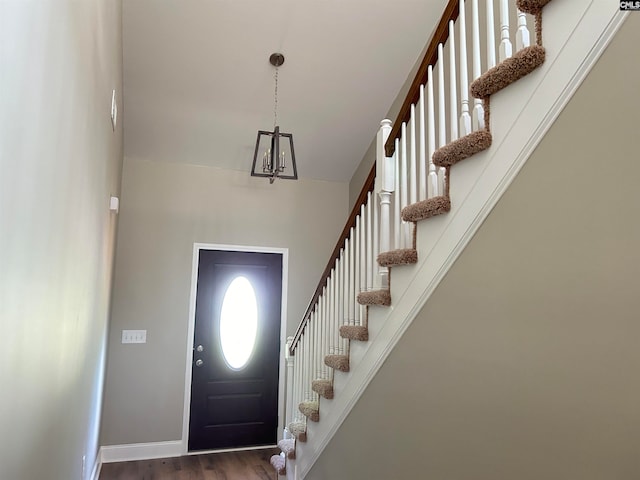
(273, 66, 279, 130)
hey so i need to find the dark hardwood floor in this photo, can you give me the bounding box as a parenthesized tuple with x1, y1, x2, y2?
(99, 448, 279, 480)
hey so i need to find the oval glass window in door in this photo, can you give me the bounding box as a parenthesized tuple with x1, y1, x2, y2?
(219, 276, 258, 370)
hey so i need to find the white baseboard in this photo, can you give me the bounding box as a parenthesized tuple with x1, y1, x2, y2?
(89, 457, 101, 480)
(100, 440, 184, 463)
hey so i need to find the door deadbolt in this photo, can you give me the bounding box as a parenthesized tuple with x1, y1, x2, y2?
(195, 359, 204, 367)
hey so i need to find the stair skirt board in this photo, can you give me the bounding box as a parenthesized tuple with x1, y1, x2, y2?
(299, 401, 320, 422)
(288, 422, 307, 442)
(324, 354, 350, 372)
(377, 248, 418, 267)
(402, 196, 451, 223)
(312, 379, 335, 399)
(340, 325, 369, 342)
(470, 45, 546, 99)
(270, 454, 286, 476)
(278, 438, 296, 460)
(432, 130, 493, 168)
(357, 289, 391, 306)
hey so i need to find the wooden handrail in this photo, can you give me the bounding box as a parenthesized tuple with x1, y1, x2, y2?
(290, 163, 376, 354)
(290, 0, 460, 355)
(384, 0, 460, 157)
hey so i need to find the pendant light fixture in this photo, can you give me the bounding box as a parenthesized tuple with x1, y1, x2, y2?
(251, 53, 298, 184)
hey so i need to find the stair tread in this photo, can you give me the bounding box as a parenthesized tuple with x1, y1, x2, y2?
(433, 130, 492, 168)
(287, 421, 307, 442)
(312, 379, 334, 399)
(278, 438, 296, 459)
(402, 195, 451, 223)
(378, 248, 418, 267)
(357, 289, 391, 306)
(299, 401, 320, 422)
(324, 354, 350, 372)
(340, 325, 368, 342)
(270, 454, 286, 475)
(470, 45, 545, 99)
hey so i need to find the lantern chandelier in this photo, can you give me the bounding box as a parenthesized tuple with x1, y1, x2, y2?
(251, 53, 298, 184)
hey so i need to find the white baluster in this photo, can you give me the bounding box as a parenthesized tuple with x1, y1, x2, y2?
(373, 189, 382, 289)
(499, 0, 513, 61)
(302, 330, 308, 402)
(418, 85, 427, 201)
(354, 216, 361, 326)
(409, 105, 417, 206)
(349, 227, 358, 325)
(342, 238, 349, 338)
(311, 312, 316, 395)
(471, 0, 485, 130)
(400, 122, 410, 247)
(359, 204, 366, 317)
(285, 336, 294, 425)
(427, 66, 438, 199)
(317, 291, 323, 380)
(438, 44, 446, 149)
(516, 9, 530, 51)
(296, 351, 302, 421)
(459, 0, 472, 137)
(307, 326, 313, 400)
(449, 20, 459, 142)
(335, 252, 342, 355)
(292, 355, 298, 422)
(437, 45, 448, 197)
(366, 192, 373, 291)
(486, 0, 496, 69)
(393, 139, 401, 250)
(327, 278, 332, 378)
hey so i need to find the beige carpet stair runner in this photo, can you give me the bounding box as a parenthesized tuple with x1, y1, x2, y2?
(356, 288, 391, 306)
(312, 379, 334, 399)
(340, 324, 369, 342)
(377, 247, 418, 267)
(299, 401, 320, 422)
(287, 421, 307, 442)
(270, 454, 286, 476)
(432, 128, 493, 167)
(279, 0, 554, 469)
(402, 168, 452, 222)
(278, 438, 296, 460)
(324, 354, 350, 372)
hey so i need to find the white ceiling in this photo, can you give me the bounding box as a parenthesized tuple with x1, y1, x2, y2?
(123, 0, 447, 183)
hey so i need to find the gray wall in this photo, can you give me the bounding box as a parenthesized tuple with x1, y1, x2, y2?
(307, 15, 640, 480)
(347, 22, 434, 209)
(101, 159, 348, 445)
(0, 1, 123, 479)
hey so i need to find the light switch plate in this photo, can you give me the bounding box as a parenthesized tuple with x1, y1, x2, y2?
(122, 329, 146, 344)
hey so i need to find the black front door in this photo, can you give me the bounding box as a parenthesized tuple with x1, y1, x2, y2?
(189, 249, 282, 451)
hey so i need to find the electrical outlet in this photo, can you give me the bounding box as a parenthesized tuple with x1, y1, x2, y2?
(122, 329, 147, 344)
(111, 89, 117, 131)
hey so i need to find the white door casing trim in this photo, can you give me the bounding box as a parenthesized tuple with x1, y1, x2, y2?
(181, 242, 289, 454)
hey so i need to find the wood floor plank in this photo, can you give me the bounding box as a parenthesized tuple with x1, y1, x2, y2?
(99, 449, 278, 480)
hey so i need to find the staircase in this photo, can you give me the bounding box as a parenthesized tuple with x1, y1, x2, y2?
(271, 0, 628, 478)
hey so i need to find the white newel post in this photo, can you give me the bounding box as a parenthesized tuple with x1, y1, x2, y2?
(285, 336, 295, 428)
(376, 119, 393, 289)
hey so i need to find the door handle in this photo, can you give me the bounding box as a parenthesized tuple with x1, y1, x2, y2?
(195, 359, 204, 367)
